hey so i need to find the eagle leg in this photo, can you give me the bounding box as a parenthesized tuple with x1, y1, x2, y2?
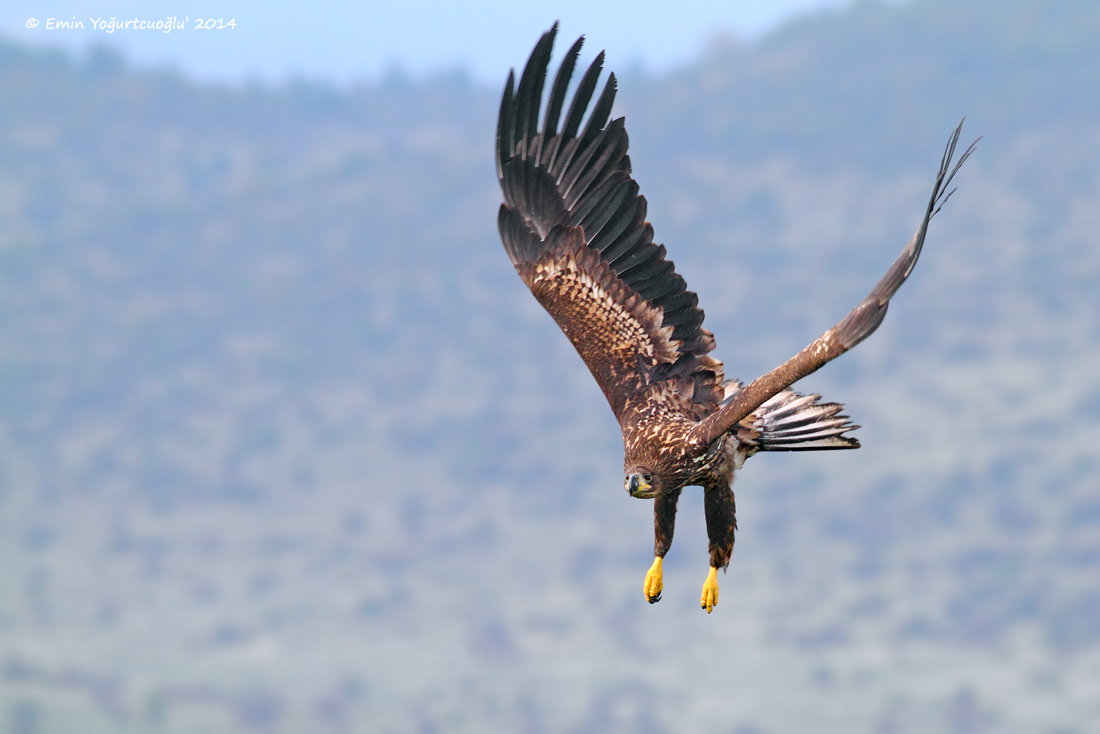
(702, 484, 737, 613)
(647, 489, 682, 603)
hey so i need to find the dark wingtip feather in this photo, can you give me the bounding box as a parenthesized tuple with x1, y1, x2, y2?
(543, 34, 584, 142)
(514, 26, 558, 163)
(560, 51, 606, 148)
(577, 71, 618, 151)
(496, 70, 516, 182)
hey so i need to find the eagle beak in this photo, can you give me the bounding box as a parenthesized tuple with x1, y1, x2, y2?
(626, 473, 651, 497)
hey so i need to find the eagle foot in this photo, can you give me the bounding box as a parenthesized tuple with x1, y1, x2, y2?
(644, 556, 663, 603)
(700, 567, 719, 613)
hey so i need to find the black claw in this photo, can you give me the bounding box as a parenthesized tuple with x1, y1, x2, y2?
(648, 592, 662, 604)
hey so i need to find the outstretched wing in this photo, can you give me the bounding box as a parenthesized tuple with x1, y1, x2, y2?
(497, 24, 723, 421)
(690, 122, 978, 446)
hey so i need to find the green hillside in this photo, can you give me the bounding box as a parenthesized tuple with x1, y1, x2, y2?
(0, 0, 1098, 731)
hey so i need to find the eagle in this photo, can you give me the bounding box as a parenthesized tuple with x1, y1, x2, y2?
(496, 25, 974, 612)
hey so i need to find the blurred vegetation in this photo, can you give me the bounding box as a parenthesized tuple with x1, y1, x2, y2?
(0, 0, 1098, 731)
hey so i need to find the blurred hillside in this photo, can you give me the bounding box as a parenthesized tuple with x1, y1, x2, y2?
(1, 0, 1099, 732)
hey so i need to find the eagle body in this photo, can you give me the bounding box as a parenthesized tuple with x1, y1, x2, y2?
(497, 25, 973, 612)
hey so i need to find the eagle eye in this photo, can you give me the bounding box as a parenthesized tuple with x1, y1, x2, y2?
(643, 473, 653, 482)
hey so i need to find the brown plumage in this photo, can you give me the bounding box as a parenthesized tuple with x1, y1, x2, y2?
(496, 24, 975, 612)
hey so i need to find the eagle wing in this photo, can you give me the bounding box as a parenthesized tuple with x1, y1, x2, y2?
(690, 123, 977, 445)
(497, 25, 723, 422)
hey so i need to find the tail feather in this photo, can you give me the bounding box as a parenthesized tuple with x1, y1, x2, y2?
(721, 381, 860, 452)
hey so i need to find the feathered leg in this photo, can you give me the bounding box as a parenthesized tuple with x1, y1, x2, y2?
(702, 484, 737, 613)
(645, 489, 681, 603)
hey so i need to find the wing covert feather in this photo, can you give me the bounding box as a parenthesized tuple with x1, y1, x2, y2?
(516, 227, 683, 417)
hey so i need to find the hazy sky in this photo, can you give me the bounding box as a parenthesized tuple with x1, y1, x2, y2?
(3, 0, 854, 85)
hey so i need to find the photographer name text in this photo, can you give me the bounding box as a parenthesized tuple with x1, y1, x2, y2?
(28, 17, 236, 33)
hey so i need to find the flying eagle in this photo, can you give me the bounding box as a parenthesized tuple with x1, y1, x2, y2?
(496, 25, 973, 612)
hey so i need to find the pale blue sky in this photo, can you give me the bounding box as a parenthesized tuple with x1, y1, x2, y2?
(3, 0, 854, 85)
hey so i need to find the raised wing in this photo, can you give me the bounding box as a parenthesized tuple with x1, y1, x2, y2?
(497, 24, 723, 421)
(690, 123, 977, 446)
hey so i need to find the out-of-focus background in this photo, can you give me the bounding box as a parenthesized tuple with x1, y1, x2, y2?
(1, 0, 1098, 731)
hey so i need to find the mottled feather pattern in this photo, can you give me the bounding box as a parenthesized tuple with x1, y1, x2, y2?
(518, 228, 684, 417)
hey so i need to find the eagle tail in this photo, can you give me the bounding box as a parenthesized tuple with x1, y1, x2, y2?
(722, 381, 860, 452)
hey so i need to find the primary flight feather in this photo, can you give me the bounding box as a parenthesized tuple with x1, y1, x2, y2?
(496, 24, 975, 613)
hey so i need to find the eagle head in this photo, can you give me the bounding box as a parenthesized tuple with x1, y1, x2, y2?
(625, 468, 660, 499)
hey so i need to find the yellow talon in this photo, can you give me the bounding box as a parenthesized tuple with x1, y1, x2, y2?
(644, 556, 664, 603)
(700, 567, 719, 613)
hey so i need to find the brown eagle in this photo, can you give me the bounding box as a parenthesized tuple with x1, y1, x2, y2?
(496, 25, 974, 612)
